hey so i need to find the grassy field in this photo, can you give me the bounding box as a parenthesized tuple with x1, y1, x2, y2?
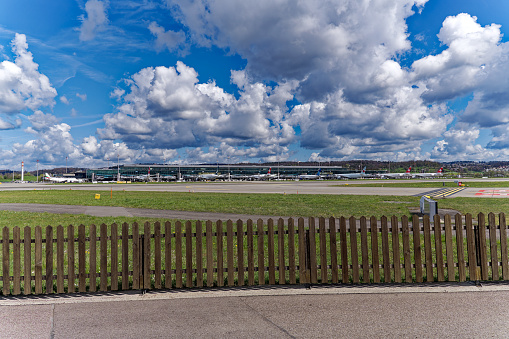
(0, 210, 177, 229)
(0, 190, 419, 225)
(0, 189, 509, 228)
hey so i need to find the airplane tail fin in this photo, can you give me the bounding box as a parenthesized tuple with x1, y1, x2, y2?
(362, 166, 366, 174)
(438, 167, 443, 173)
(44, 173, 51, 178)
(268, 168, 271, 174)
(406, 166, 412, 173)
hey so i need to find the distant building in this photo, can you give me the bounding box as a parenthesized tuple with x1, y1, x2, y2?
(86, 164, 372, 181)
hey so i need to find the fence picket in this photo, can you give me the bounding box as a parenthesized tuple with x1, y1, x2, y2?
(206, 220, 213, 287)
(144, 222, 151, 289)
(319, 217, 327, 284)
(391, 216, 401, 283)
(456, 214, 466, 282)
(227, 220, 235, 286)
(288, 218, 296, 284)
(267, 219, 276, 285)
(154, 222, 161, 289)
(247, 220, 255, 286)
(165, 221, 172, 289)
(185, 221, 193, 288)
(111, 223, 119, 291)
(196, 221, 203, 288)
(238, 219, 245, 286)
(370, 217, 380, 283)
(175, 221, 182, 288)
(67, 225, 75, 293)
(329, 217, 338, 284)
(46, 226, 53, 293)
(56, 226, 64, 293)
(478, 213, 489, 280)
(423, 215, 433, 282)
(132, 223, 140, 289)
(122, 223, 129, 290)
(434, 214, 445, 282)
(500, 213, 509, 280)
(278, 218, 286, 285)
(298, 218, 307, 284)
(13, 227, 20, 295)
(412, 215, 423, 283)
(3, 227, 10, 295)
(401, 216, 412, 283)
(35, 226, 42, 294)
(465, 214, 477, 281)
(100, 224, 107, 291)
(24, 227, 31, 295)
(217, 220, 224, 287)
(257, 219, 264, 285)
(79, 225, 86, 292)
(381, 216, 390, 283)
(444, 215, 455, 282)
(488, 213, 499, 281)
(360, 217, 369, 283)
(196, 220, 203, 287)
(340, 217, 348, 283)
(350, 216, 359, 283)
(309, 217, 318, 284)
(154, 222, 162, 289)
(89, 225, 97, 292)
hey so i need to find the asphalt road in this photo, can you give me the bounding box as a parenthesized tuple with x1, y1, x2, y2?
(2, 283, 509, 338)
(0, 179, 507, 197)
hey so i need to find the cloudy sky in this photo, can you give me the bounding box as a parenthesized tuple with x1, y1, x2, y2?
(1, 0, 509, 170)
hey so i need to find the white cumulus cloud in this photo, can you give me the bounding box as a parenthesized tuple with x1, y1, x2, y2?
(79, 0, 109, 42)
(0, 34, 57, 115)
(148, 21, 186, 53)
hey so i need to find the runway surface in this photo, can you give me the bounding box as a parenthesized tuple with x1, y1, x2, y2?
(0, 179, 507, 197)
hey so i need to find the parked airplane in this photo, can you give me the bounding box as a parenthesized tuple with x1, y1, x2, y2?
(379, 166, 412, 179)
(335, 167, 367, 179)
(198, 170, 223, 181)
(44, 173, 84, 183)
(299, 169, 322, 180)
(250, 168, 276, 180)
(133, 174, 149, 181)
(414, 167, 444, 178)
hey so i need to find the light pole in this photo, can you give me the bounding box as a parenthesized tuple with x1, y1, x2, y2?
(277, 152, 280, 180)
(227, 156, 230, 181)
(36, 159, 39, 183)
(65, 156, 68, 173)
(117, 154, 120, 181)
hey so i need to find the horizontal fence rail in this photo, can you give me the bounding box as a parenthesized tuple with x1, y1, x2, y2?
(0, 213, 508, 295)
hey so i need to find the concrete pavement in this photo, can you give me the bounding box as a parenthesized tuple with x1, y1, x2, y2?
(2, 283, 509, 338)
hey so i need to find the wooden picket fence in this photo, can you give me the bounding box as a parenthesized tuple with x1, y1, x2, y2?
(0, 212, 508, 296)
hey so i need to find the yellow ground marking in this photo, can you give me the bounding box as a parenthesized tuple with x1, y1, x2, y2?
(426, 186, 466, 199)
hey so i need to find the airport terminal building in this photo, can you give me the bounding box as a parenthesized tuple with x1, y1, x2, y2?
(86, 164, 372, 181)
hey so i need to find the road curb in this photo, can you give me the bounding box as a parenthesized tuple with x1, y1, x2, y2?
(2, 282, 509, 306)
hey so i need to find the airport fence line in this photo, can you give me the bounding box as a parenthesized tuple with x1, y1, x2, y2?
(0, 213, 507, 295)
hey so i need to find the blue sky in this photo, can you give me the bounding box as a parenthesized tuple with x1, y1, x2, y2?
(1, 0, 509, 170)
